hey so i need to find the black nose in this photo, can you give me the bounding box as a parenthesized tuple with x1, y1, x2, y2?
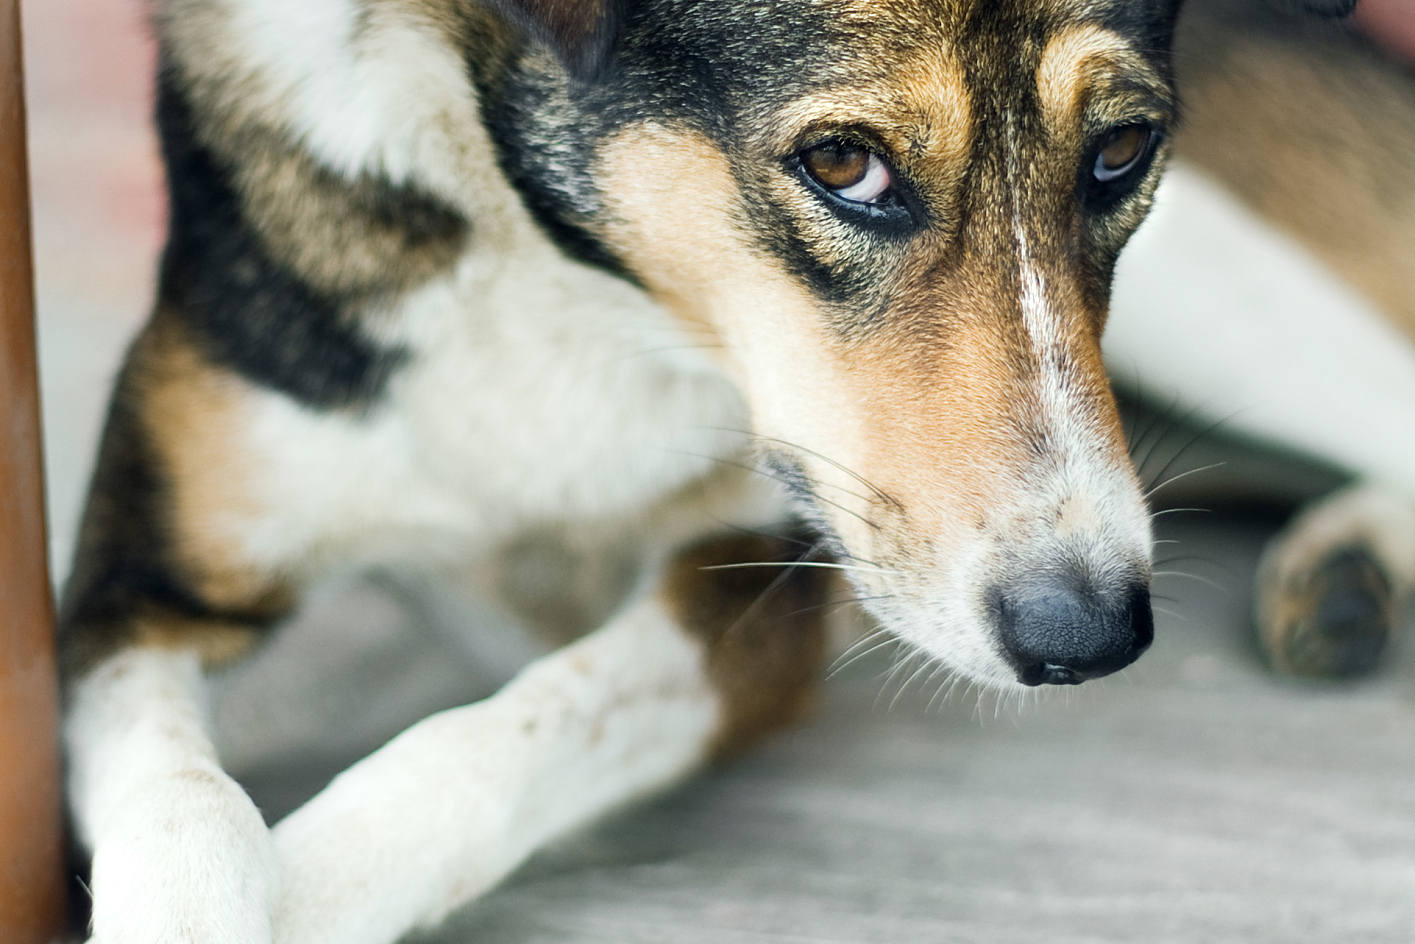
(995, 580, 1153, 686)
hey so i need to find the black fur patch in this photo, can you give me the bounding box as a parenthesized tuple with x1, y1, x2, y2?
(482, 54, 639, 278)
(156, 62, 407, 411)
(486, 0, 623, 82)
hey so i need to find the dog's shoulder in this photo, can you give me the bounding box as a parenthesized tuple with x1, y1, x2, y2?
(131, 0, 745, 556)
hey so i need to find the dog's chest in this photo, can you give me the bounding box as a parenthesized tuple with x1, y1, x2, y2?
(236, 243, 748, 572)
(390, 247, 748, 517)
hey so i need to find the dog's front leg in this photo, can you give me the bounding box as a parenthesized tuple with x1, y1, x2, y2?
(68, 648, 279, 944)
(272, 535, 826, 944)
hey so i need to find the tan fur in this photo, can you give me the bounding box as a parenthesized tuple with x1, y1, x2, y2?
(135, 317, 291, 624)
(230, 124, 469, 298)
(594, 123, 892, 558)
(660, 534, 828, 759)
(130, 615, 264, 667)
(595, 120, 1129, 589)
(1036, 25, 1163, 135)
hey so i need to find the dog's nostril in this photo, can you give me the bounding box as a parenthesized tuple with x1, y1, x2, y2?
(997, 581, 1152, 686)
(1018, 662, 1084, 686)
(1130, 585, 1155, 651)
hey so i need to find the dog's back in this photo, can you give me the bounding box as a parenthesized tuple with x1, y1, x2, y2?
(1179, 0, 1415, 330)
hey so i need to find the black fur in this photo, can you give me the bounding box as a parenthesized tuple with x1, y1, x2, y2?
(487, 0, 624, 82)
(156, 62, 411, 411)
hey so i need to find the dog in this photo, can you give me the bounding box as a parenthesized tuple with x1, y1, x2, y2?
(56, 0, 1400, 941)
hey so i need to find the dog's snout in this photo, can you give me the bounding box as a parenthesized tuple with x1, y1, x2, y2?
(995, 579, 1153, 686)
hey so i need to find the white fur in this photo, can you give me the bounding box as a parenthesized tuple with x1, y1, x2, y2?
(160, 0, 755, 580)
(67, 649, 279, 944)
(271, 593, 720, 944)
(181, 0, 474, 187)
(228, 247, 750, 579)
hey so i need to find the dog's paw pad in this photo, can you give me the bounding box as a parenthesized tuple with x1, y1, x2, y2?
(1260, 546, 1396, 679)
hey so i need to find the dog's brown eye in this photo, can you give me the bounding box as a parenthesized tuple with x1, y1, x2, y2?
(1094, 125, 1151, 182)
(804, 142, 868, 188)
(801, 141, 893, 204)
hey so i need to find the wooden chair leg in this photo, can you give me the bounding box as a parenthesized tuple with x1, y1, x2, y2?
(0, 0, 67, 940)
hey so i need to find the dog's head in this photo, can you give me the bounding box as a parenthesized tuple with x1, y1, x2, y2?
(483, 0, 1188, 689)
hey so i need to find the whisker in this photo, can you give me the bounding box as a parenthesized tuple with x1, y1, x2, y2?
(1153, 556, 1230, 574)
(699, 510, 887, 570)
(1141, 409, 1246, 495)
(1145, 462, 1227, 500)
(715, 543, 829, 645)
(703, 518, 821, 553)
(682, 450, 881, 522)
(782, 594, 892, 623)
(828, 631, 899, 678)
(794, 486, 885, 532)
(888, 655, 940, 712)
(925, 667, 964, 712)
(1150, 507, 1212, 519)
(1152, 570, 1231, 594)
(709, 429, 904, 511)
(1130, 396, 1211, 480)
(1128, 394, 1190, 474)
(1153, 555, 1234, 579)
(699, 561, 901, 575)
(933, 672, 969, 712)
(875, 644, 924, 710)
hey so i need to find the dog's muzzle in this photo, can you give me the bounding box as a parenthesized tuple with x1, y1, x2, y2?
(993, 578, 1154, 686)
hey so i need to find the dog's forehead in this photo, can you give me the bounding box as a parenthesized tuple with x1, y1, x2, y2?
(824, 0, 1173, 102)
(617, 0, 1177, 145)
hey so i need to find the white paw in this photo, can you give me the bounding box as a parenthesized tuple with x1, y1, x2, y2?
(86, 767, 277, 944)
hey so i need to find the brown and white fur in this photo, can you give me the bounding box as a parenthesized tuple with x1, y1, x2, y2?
(56, 0, 1405, 941)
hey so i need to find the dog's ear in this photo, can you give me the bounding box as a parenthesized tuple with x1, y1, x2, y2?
(484, 0, 622, 81)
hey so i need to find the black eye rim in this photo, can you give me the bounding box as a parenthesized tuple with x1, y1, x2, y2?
(788, 137, 918, 230)
(1081, 121, 1163, 209)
